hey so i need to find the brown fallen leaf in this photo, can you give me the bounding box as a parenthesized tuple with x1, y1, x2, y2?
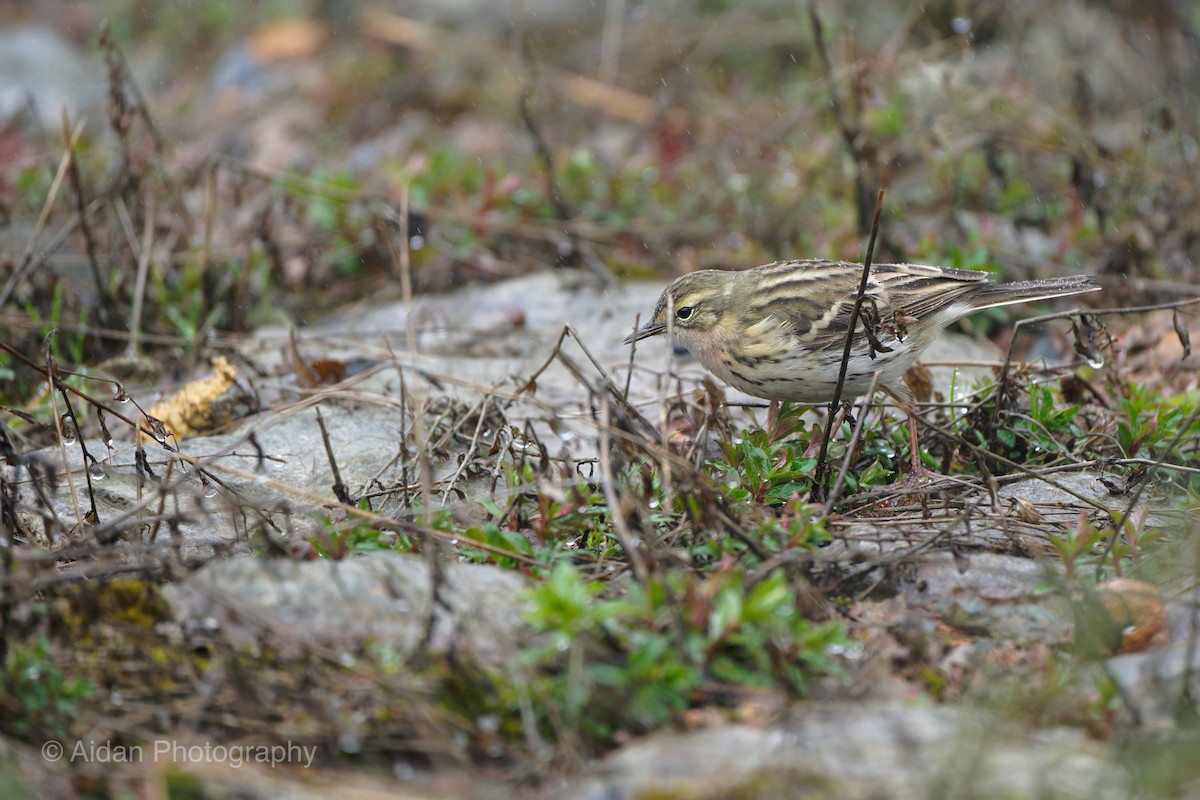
(1173, 308, 1192, 360)
(359, 9, 437, 52)
(250, 18, 327, 63)
(903, 363, 934, 404)
(1095, 578, 1167, 655)
(555, 72, 656, 124)
(1008, 496, 1040, 524)
(286, 330, 347, 388)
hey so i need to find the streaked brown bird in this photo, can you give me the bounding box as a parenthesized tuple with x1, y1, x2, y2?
(625, 259, 1099, 473)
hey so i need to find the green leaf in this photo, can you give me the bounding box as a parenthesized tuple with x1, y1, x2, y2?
(859, 459, 890, 485)
(708, 583, 744, 640)
(765, 481, 810, 502)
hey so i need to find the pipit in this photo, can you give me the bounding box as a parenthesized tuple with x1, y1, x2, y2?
(624, 259, 1099, 473)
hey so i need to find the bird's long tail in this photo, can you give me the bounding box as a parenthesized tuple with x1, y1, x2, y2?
(972, 275, 1100, 310)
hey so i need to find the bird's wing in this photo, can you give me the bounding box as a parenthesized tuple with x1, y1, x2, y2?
(753, 261, 985, 357)
(868, 263, 989, 320)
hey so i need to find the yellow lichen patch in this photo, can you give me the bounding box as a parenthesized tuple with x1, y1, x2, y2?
(140, 356, 257, 442)
(93, 578, 172, 629)
(47, 579, 171, 639)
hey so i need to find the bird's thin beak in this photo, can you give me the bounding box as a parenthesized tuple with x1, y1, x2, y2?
(623, 320, 666, 345)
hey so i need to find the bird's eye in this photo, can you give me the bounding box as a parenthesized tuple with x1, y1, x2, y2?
(676, 306, 694, 320)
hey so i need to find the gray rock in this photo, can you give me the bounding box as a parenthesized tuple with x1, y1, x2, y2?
(565, 702, 1129, 799)
(164, 551, 531, 670)
(998, 472, 1120, 513)
(897, 551, 1073, 644)
(0, 27, 103, 127)
(10, 398, 445, 554)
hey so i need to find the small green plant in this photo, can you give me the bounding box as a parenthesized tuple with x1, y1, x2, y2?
(700, 567, 846, 691)
(20, 284, 90, 369)
(477, 480, 620, 565)
(997, 383, 1083, 461)
(2, 635, 96, 740)
(522, 561, 848, 744)
(308, 506, 415, 559)
(454, 515, 539, 570)
(711, 424, 817, 504)
(522, 560, 693, 739)
(1117, 385, 1200, 465)
(1048, 513, 1102, 580)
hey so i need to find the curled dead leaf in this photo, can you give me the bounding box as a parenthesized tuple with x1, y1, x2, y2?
(1095, 578, 1167, 654)
(903, 363, 934, 404)
(1173, 308, 1192, 360)
(1008, 496, 1040, 524)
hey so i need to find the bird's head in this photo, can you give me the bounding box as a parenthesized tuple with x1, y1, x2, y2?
(623, 270, 740, 345)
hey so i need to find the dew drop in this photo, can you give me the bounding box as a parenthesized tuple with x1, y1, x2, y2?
(1087, 356, 1105, 369)
(203, 485, 218, 499)
(88, 461, 107, 480)
(61, 430, 77, 446)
